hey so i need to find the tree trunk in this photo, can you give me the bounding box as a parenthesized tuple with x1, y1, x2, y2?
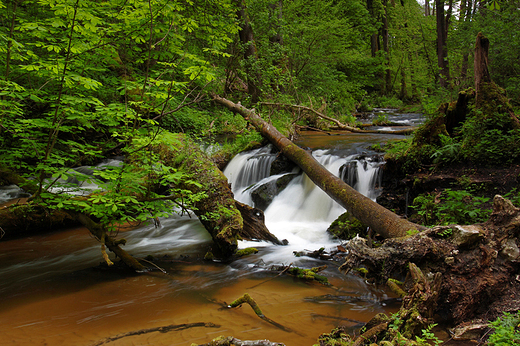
(382, 1, 392, 94)
(213, 95, 424, 239)
(235, 0, 261, 103)
(436, 0, 450, 87)
(474, 32, 491, 100)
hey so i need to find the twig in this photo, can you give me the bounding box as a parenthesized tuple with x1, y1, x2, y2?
(138, 258, 167, 273)
(247, 264, 292, 289)
(90, 322, 220, 346)
(310, 313, 364, 325)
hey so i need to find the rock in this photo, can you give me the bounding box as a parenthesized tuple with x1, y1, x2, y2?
(450, 320, 489, 340)
(450, 225, 484, 247)
(500, 239, 520, 261)
(250, 173, 296, 210)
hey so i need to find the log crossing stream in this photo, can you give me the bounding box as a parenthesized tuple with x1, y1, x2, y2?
(0, 111, 421, 345)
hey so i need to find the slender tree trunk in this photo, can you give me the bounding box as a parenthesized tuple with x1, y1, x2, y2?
(213, 95, 424, 239)
(474, 32, 491, 102)
(382, 1, 392, 94)
(435, 0, 450, 87)
(235, 0, 261, 103)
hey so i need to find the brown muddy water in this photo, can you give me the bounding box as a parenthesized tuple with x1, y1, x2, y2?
(0, 129, 412, 345)
(0, 225, 399, 346)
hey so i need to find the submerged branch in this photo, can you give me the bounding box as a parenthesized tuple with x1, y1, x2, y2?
(227, 293, 301, 335)
(91, 322, 220, 346)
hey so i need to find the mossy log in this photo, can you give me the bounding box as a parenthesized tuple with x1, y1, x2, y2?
(213, 95, 423, 239)
(148, 135, 282, 257)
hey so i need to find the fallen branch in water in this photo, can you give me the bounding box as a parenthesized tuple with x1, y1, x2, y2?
(90, 322, 220, 346)
(227, 293, 303, 336)
(247, 264, 293, 289)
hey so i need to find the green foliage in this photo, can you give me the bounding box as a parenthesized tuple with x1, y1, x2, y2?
(412, 189, 491, 226)
(504, 188, 520, 208)
(0, 0, 239, 229)
(415, 324, 442, 346)
(488, 311, 520, 346)
(373, 113, 390, 126)
(431, 134, 461, 165)
(460, 109, 520, 165)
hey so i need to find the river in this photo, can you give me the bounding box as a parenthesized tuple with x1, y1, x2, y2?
(0, 112, 421, 345)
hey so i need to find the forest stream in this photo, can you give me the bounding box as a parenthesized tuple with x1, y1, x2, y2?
(0, 111, 422, 346)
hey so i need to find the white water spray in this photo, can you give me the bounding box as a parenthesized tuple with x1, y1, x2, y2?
(224, 147, 384, 263)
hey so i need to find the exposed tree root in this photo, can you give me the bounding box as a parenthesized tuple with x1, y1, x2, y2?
(91, 322, 220, 346)
(333, 195, 520, 344)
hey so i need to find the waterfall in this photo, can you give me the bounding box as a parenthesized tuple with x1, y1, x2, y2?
(223, 145, 277, 205)
(224, 146, 384, 263)
(339, 155, 384, 201)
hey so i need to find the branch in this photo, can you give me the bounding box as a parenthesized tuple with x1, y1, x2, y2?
(260, 102, 415, 135)
(91, 322, 220, 346)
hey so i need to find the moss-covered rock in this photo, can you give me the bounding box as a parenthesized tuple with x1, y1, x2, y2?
(327, 212, 368, 240)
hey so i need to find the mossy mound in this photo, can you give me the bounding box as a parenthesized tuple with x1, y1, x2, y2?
(327, 212, 368, 240)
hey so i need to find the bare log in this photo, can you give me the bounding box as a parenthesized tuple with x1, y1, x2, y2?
(213, 95, 423, 239)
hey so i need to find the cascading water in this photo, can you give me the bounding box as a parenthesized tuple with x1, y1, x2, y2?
(0, 130, 408, 346)
(224, 146, 385, 263)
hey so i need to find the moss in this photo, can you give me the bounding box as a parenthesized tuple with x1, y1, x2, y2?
(287, 267, 330, 285)
(316, 326, 353, 346)
(235, 247, 258, 257)
(354, 267, 369, 275)
(204, 251, 215, 261)
(327, 212, 367, 240)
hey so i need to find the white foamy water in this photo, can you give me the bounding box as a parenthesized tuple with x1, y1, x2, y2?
(225, 147, 383, 264)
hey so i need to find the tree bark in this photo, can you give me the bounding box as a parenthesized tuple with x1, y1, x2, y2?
(474, 32, 491, 100)
(213, 95, 424, 239)
(436, 0, 450, 87)
(235, 0, 261, 103)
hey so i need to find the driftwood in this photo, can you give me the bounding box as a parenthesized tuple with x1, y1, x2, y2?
(213, 95, 423, 239)
(227, 293, 299, 335)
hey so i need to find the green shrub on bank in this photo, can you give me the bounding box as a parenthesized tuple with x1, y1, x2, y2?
(412, 189, 491, 226)
(488, 311, 520, 346)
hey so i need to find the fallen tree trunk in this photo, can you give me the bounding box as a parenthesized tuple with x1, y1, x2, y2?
(213, 95, 423, 239)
